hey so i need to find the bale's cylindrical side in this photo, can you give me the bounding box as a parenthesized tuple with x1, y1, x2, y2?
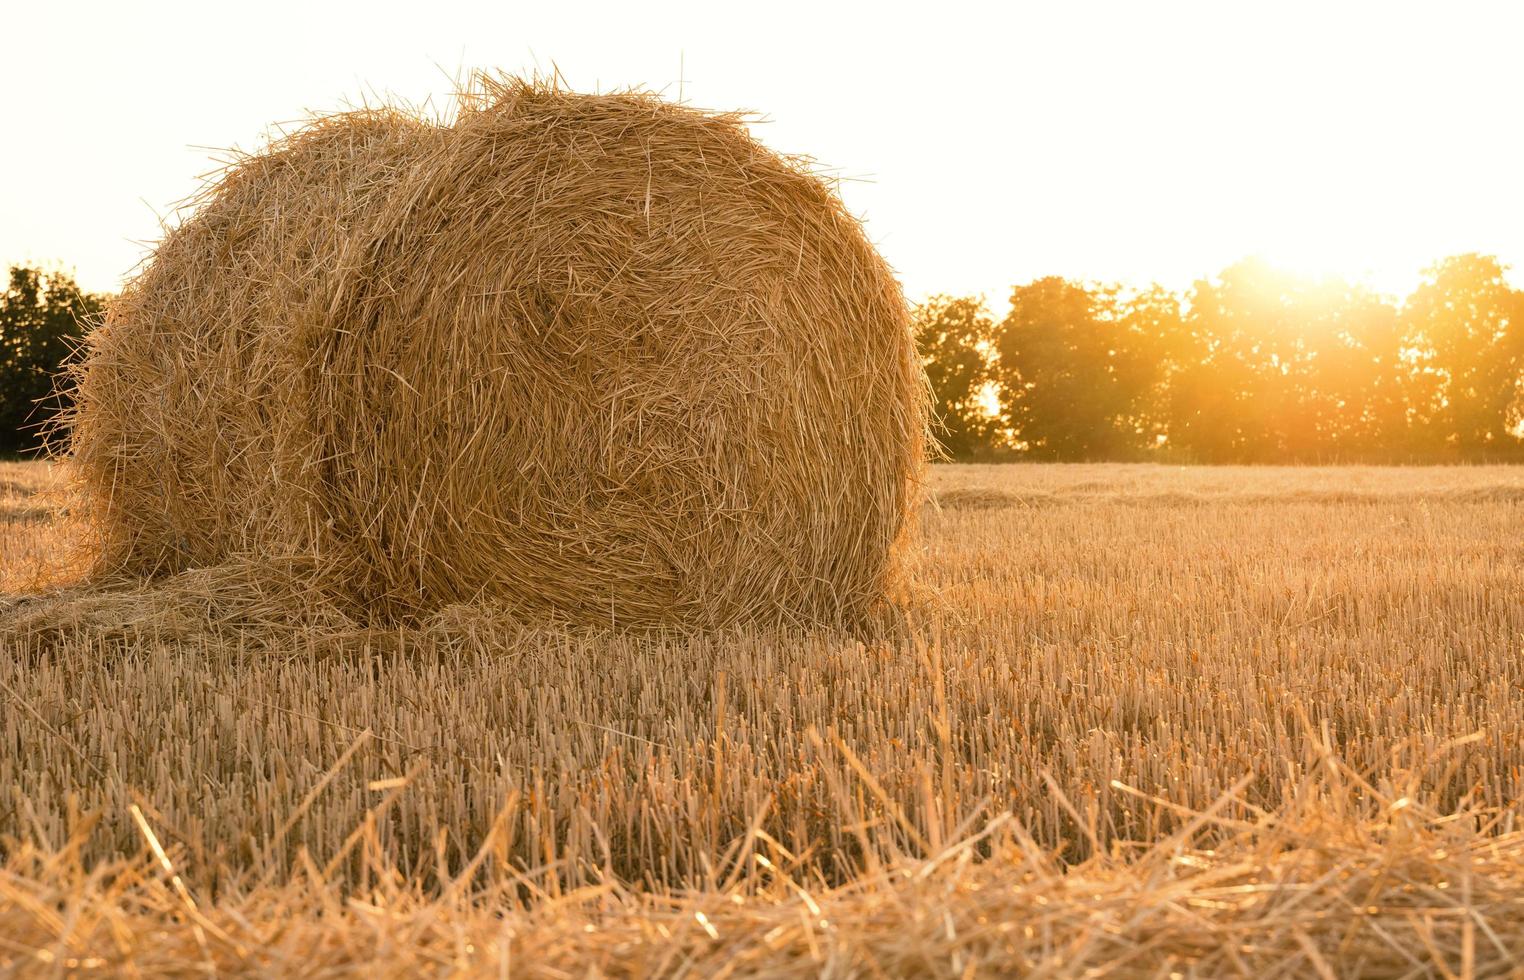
(69, 80, 926, 628)
(69, 111, 438, 577)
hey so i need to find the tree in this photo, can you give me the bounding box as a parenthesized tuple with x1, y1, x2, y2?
(1300, 281, 1410, 458)
(1161, 260, 1409, 462)
(0, 266, 104, 455)
(913, 295, 999, 458)
(995, 278, 1162, 460)
(972, 255, 1522, 463)
(1113, 285, 1182, 449)
(1400, 254, 1524, 456)
(1163, 260, 1303, 462)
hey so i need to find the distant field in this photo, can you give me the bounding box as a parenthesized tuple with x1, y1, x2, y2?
(0, 460, 65, 590)
(3, 462, 1524, 975)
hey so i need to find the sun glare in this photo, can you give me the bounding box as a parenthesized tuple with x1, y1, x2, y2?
(1256, 246, 1424, 300)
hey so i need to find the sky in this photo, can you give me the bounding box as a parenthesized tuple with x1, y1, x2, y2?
(3, 0, 1522, 308)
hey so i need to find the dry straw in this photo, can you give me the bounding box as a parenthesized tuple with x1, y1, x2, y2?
(66, 75, 926, 627)
(6, 723, 1523, 976)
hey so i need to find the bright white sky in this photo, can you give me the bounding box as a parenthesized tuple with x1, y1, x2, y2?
(4, 0, 1522, 307)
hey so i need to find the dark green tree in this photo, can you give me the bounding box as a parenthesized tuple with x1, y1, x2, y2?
(912, 295, 999, 458)
(0, 266, 104, 455)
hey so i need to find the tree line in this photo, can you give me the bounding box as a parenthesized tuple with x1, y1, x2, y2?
(2, 256, 1522, 462)
(918, 255, 1524, 462)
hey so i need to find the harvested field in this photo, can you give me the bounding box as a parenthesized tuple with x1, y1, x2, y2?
(0, 460, 69, 595)
(2, 461, 1522, 974)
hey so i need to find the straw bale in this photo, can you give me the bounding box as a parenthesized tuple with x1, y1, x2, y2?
(67, 77, 925, 626)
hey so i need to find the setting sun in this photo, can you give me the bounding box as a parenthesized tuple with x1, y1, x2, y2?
(1255, 247, 1424, 301)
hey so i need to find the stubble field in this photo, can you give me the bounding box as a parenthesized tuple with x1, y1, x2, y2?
(2, 461, 1523, 976)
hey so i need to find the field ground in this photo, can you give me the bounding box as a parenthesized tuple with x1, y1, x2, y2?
(2, 462, 1523, 975)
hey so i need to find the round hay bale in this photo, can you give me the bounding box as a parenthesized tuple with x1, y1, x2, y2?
(67, 78, 926, 628)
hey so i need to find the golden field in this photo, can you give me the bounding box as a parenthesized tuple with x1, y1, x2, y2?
(2, 461, 1523, 976)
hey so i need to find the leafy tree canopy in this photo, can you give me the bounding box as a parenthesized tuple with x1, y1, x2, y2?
(0, 265, 104, 455)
